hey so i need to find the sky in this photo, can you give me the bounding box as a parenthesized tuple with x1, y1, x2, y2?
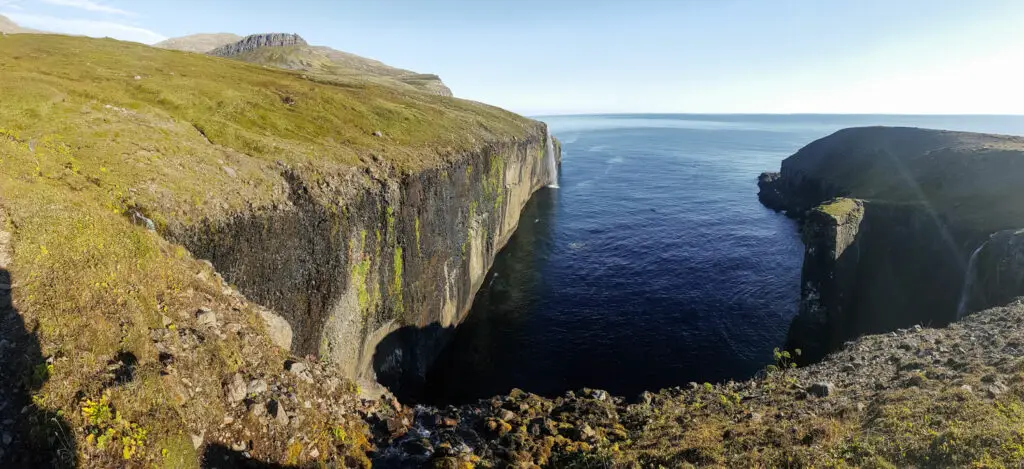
(2, 0, 1023, 115)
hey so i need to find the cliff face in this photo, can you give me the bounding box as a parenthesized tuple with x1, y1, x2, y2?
(208, 33, 308, 57)
(960, 228, 1024, 315)
(760, 127, 1024, 358)
(788, 198, 965, 359)
(0, 34, 553, 466)
(174, 134, 560, 384)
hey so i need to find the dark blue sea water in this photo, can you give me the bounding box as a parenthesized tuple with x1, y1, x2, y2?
(424, 114, 1024, 404)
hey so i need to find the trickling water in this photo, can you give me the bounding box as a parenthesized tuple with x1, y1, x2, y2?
(957, 240, 989, 319)
(544, 134, 559, 188)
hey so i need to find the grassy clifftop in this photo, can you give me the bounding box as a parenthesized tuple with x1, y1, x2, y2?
(0, 33, 539, 467)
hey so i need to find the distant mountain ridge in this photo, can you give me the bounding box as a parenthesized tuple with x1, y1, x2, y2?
(153, 33, 241, 53)
(157, 31, 454, 97)
(0, 14, 43, 34)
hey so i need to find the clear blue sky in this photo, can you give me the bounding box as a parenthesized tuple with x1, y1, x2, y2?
(3, 0, 1023, 115)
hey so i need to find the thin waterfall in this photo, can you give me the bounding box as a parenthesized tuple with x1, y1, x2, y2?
(957, 240, 989, 319)
(544, 134, 559, 188)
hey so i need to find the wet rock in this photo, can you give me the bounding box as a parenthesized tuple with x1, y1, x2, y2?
(385, 412, 412, 439)
(435, 415, 458, 428)
(807, 382, 836, 398)
(402, 438, 433, 456)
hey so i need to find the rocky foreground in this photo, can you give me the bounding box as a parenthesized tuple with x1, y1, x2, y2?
(367, 301, 1024, 467)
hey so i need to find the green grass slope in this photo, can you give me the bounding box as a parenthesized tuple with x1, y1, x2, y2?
(230, 44, 455, 96)
(153, 33, 242, 53)
(0, 33, 536, 467)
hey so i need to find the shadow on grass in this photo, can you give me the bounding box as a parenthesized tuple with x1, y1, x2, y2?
(201, 443, 305, 468)
(0, 267, 76, 467)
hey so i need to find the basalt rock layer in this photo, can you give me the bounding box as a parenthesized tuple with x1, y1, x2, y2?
(759, 126, 1024, 359)
(0, 33, 554, 466)
(208, 33, 308, 57)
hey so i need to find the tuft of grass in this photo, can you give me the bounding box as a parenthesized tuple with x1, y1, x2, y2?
(816, 197, 861, 219)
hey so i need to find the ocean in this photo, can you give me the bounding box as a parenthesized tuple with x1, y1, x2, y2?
(423, 114, 1024, 404)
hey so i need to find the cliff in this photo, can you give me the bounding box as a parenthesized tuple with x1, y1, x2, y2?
(208, 33, 309, 57)
(0, 34, 554, 467)
(759, 126, 1024, 359)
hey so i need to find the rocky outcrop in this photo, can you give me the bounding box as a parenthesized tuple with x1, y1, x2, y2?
(788, 198, 965, 359)
(760, 127, 1024, 359)
(788, 199, 864, 359)
(959, 228, 1024, 315)
(208, 33, 308, 57)
(173, 132, 561, 387)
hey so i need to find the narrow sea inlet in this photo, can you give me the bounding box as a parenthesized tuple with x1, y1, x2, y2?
(423, 114, 1024, 404)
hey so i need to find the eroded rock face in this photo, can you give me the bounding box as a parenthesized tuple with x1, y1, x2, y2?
(960, 229, 1024, 315)
(761, 127, 1024, 359)
(209, 33, 308, 57)
(788, 198, 864, 360)
(788, 198, 966, 360)
(171, 128, 561, 390)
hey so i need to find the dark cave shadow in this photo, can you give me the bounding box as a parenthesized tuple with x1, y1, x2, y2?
(201, 443, 304, 469)
(0, 267, 77, 468)
(372, 323, 454, 404)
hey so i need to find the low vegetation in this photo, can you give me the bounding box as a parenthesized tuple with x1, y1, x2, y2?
(0, 33, 536, 467)
(389, 304, 1024, 468)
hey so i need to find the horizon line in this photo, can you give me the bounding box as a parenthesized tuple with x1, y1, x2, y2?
(527, 112, 1024, 118)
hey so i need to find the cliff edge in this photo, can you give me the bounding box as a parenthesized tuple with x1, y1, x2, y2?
(759, 126, 1024, 359)
(0, 33, 553, 467)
